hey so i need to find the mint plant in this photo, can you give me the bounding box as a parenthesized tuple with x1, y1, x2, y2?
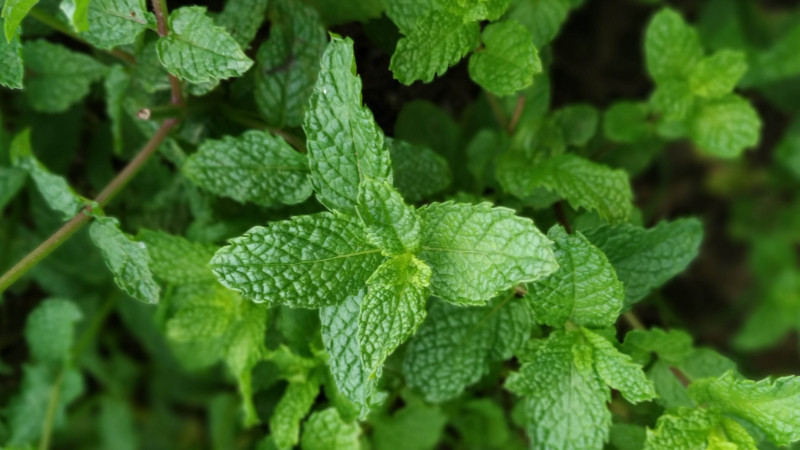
(2, 0, 800, 449)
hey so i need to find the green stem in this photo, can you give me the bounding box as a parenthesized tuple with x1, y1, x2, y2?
(72, 291, 118, 359)
(623, 311, 645, 330)
(150, 0, 183, 105)
(485, 93, 508, 131)
(38, 368, 65, 450)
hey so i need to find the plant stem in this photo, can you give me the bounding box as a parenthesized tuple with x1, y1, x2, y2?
(623, 311, 645, 330)
(486, 93, 508, 131)
(38, 368, 65, 450)
(508, 96, 526, 134)
(150, 0, 184, 106)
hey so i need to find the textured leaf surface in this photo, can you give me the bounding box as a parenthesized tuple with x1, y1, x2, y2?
(390, 9, 480, 84)
(215, 0, 269, 48)
(137, 229, 217, 284)
(688, 49, 747, 99)
(384, 0, 436, 34)
(357, 178, 421, 255)
(304, 36, 392, 214)
(371, 403, 447, 450)
(468, 20, 540, 96)
(689, 372, 800, 446)
(506, 331, 610, 450)
(212, 213, 384, 307)
(271, 376, 321, 450)
(645, 8, 702, 83)
(22, 40, 107, 113)
(498, 153, 633, 222)
(0, 30, 23, 89)
(183, 130, 312, 207)
(60, 0, 90, 32)
(156, 6, 253, 83)
(2, 0, 37, 42)
(582, 328, 655, 403)
(10, 129, 86, 220)
(82, 0, 152, 49)
(650, 79, 694, 122)
(417, 202, 557, 305)
(582, 218, 703, 306)
(89, 216, 160, 303)
(301, 408, 360, 450)
(644, 407, 718, 450)
(25, 299, 82, 364)
(505, 0, 571, 48)
(387, 138, 452, 203)
(689, 94, 760, 158)
(527, 226, 623, 327)
(255, 0, 326, 127)
(359, 254, 431, 375)
(622, 328, 693, 366)
(404, 295, 534, 402)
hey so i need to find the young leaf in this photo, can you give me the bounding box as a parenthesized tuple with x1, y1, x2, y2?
(581, 328, 656, 403)
(359, 254, 431, 376)
(357, 178, 421, 255)
(211, 213, 385, 307)
(25, 298, 82, 364)
(89, 216, 161, 303)
(468, 20, 541, 96)
(82, 0, 153, 50)
(688, 49, 747, 99)
(10, 129, 87, 220)
(304, 36, 392, 214)
(650, 79, 694, 122)
(60, 0, 90, 32)
(644, 407, 719, 449)
(215, 0, 269, 48)
(182, 130, 313, 207)
(689, 94, 761, 158)
(254, 0, 326, 127)
(644, 8, 703, 83)
(137, 229, 217, 285)
(271, 376, 321, 450)
(504, 0, 572, 48)
(156, 6, 253, 83)
(22, 40, 107, 113)
(301, 408, 360, 450)
(2, 0, 37, 42)
(389, 9, 480, 84)
(417, 202, 558, 305)
(404, 295, 535, 402)
(387, 138, 452, 203)
(527, 226, 624, 328)
(0, 30, 23, 89)
(582, 218, 703, 306)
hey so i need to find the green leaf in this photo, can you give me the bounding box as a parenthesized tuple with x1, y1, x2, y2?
(254, 0, 326, 127)
(0, 166, 26, 211)
(689, 94, 761, 158)
(527, 226, 624, 328)
(506, 330, 610, 449)
(404, 295, 535, 402)
(182, 130, 312, 207)
(271, 376, 321, 450)
(387, 138, 452, 203)
(156, 6, 253, 83)
(211, 212, 384, 307)
(390, 9, 480, 84)
(137, 229, 217, 284)
(689, 372, 800, 446)
(215, 0, 269, 48)
(25, 298, 82, 364)
(22, 39, 107, 113)
(2, 0, 38, 42)
(371, 403, 448, 450)
(0, 29, 23, 89)
(581, 328, 656, 403)
(89, 216, 161, 303)
(320, 291, 380, 418)
(417, 202, 558, 305)
(468, 20, 540, 96)
(622, 327, 693, 366)
(301, 408, 360, 450)
(60, 0, 90, 32)
(10, 128, 87, 220)
(650, 79, 694, 122)
(504, 0, 571, 48)
(359, 254, 431, 376)
(384, 0, 437, 34)
(644, 8, 703, 83)
(357, 178, 421, 255)
(644, 407, 719, 450)
(498, 153, 634, 223)
(104, 65, 130, 155)
(552, 104, 600, 147)
(304, 36, 392, 214)
(603, 101, 652, 143)
(82, 0, 153, 50)
(688, 49, 747, 99)
(582, 218, 703, 306)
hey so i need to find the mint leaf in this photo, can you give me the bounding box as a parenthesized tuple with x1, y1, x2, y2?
(506, 330, 610, 449)
(527, 226, 624, 328)
(0, 30, 23, 89)
(215, 0, 269, 48)
(582, 218, 703, 306)
(60, 0, 90, 32)
(387, 138, 452, 203)
(645, 8, 703, 83)
(622, 327, 693, 366)
(404, 295, 534, 402)
(390, 9, 480, 84)
(357, 178, 421, 255)
(182, 130, 313, 207)
(371, 403, 448, 450)
(552, 104, 600, 147)
(2, 0, 37, 42)
(272, 375, 321, 450)
(0, 166, 26, 212)
(211, 213, 384, 307)
(359, 254, 431, 375)
(156, 6, 253, 83)
(505, 0, 571, 48)
(22, 40, 107, 112)
(689, 372, 800, 446)
(645, 407, 719, 449)
(417, 202, 558, 305)
(384, 0, 436, 34)
(89, 216, 160, 303)
(301, 408, 360, 450)
(104, 65, 129, 155)
(689, 94, 761, 158)
(10, 128, 87, 220)
(82, 0, 153, 50)
(650, 79, 694, 122)
(498, 153, 634, 222)
(254, 0, 326, 127)
(688, 49, 747, 99)
(581, 328, 656, 403)
(25, 298, 82, 364)
(304, 36, 392, 214)
(603, 101, 652, 143)
(137, 229, 217, 284)
(468, 20, 541, 96)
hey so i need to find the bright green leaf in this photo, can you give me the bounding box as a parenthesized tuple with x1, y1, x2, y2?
(689, 94, 760, 158)
(650, 79, 694, 122)
(688, 49, 747, 99)
(25, 298, 82, 364)
(0, 30, 23, 89)
(215, 0, 269, 48)
(2, 0, 38, 43)
(82, 0, 153, 50)
(644, 407, 719, 450)
(60, 0, 90, 32)
(387, 138, 452, 203)
(137, 229, 217, 284)
(0, 166, 26, 211)
(357, 178, 421, 255)
(301, 408, 360, 450)
(272, 376, 321, 450)
(645, 8, 703, 83)
(504, 0, 571, 48)
(469, 20, 541, 96)
(581, 327, 656, 403)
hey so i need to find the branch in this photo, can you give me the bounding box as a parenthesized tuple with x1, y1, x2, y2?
(151, 0, 183, 106)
